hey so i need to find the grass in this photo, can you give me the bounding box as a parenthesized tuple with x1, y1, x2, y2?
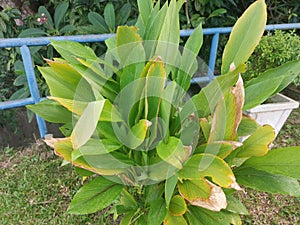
(0, 108, 299, 224)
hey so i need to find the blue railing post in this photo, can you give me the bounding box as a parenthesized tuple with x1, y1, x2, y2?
(20, 45, 47, 137)
(208, 33, 220, 80)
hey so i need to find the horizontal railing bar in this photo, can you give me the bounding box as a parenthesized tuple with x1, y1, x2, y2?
(1, 23, 300, 48)
(0, 98, 34, 110)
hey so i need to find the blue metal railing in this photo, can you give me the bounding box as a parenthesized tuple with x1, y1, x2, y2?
(1, 23, 300, 138)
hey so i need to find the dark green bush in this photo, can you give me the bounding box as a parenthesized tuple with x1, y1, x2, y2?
(243, 30, 300, 86)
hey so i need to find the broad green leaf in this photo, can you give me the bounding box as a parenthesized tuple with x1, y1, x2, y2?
(165, 175, 178, 207)
(221, 0, 267, 74)
(208, 8, 227, 18)
(74, 138, 121, 158)
(120, 211, 135, 225)
(243, 60, 300, 110)
(71, 100, 105, 149)
(144, 59, 166, 120)
(145, 183, 165, 206)
(143, 3, 167, 41)
(240, 146, 300, 179)
(237, 115, 259, 137)
(117, 189, 138, 214)
(54, 1, 69, 29)
(178, 154, 240, 190)
(104, 3, 115, 32)
(51, 40, 98, 64)
(225, 195, 249, 215)
(38, 67, 82, 99)
(234, 167, 300, 197)
(116, 26, 145, 90)
(148, 198, 167, 225)
(67, 176, 123, 214)
(88, 12, 109, 33)
(178, 179, 226, 212)
(49, 97, 122, 122)
(190, 65, 245, 118)
(116, 3, 131, 26)
(235, 125, 275, 158)
(26, 99, 72, 123)
(18, 28, 47, 37)
(156, 0, 180, 72)
(46, 59, 82, 84)
(54, 139, 125, 175)
(208, 77, 244, 142)
(137, 0, 153, 27)
(195, 141, 242, 159)
(177, 23, 203, 90)
(157, 137, 190, 169)
(164, 211, 188, 225)
(169, 195, 187, 216)
(186, 206, 229, 225)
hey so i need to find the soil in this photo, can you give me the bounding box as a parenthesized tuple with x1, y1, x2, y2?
(0, 108, 61, 148)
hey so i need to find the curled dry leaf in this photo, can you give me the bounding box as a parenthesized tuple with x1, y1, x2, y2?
(43, 134, 68, 149)
(179, 179, 227, 212)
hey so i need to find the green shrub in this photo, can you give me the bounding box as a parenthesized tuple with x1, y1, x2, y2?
(243, 30, 300, 86)
(27, 0, 300, 224)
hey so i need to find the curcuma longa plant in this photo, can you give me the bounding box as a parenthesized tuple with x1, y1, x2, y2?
(27, 0, 300, 224)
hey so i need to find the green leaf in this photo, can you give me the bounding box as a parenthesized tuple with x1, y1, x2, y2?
(117, 189, 138, 214)
(26, 99, 72, 123)
(239, 146, 300, 179)
(234, 167, 300, 197)
(195, 141, 242, 159)
(59, 24, 77, 34)
(71, 100, 105, 149)
(88, 12, 109, 33)
(148, 198, 167, 225)
(237, 115, 259, 137)
(120, 211, 135, 225)
(221, 0, 267, 74)
(226, 195, 249, 215)
(157, 137, 190, 169)
(185, 206, 229, 225)
(49, 97, 122, 122)
(164, 211, 188, 225)
(243, 60, 300, 110)
(18, 28, 47, 38)
(116, 3, 131, 25)
(76, 138, 121, 157)
(176, 23, 203, 90)
(0, 17, 6, 33)
(54, 1, 68, 29)
(165, 175, 178, 207)
(143, 3, 167, 41)
(54, 139, 126, 175)
(67, 176, 123, 214)
(235, 125, 275, 158)
(178, 154, 239, 189)
(51, 40, 98, 64)
(208, 8, 227, 19)
(137, 0, 153, 27)
(190, 65, 245, 118)
(104, 3, 115, 32)
(169, 195, 187, 216)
